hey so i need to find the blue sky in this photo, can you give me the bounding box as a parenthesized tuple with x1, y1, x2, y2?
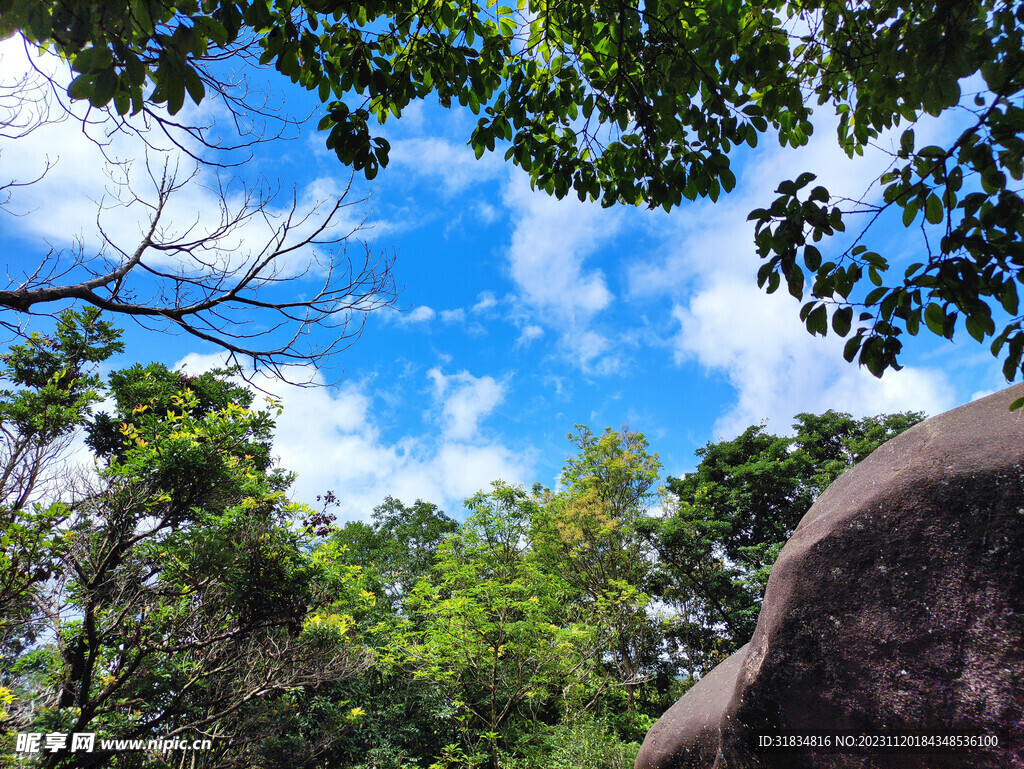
(0, 39, 1010, 520)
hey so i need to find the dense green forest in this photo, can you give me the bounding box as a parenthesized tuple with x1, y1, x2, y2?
(0, 312, 923, 768)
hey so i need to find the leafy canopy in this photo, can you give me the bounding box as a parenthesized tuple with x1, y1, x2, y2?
(394, 482, 600, 769)
(0, 329, 374, 767)
(0, 309, 122, 663)
(533, 427, 662, 717)
(4, 0, 1024, 380)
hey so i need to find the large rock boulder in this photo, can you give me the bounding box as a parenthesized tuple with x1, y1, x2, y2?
(637, 385, 1024, 769)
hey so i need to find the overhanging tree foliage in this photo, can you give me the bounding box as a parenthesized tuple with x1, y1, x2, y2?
(3, 0, 1022, 379)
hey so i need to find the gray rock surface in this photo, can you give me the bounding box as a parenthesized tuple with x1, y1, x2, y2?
(637, 385, 1024, 769)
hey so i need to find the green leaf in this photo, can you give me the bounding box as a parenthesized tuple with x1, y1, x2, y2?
(901, 200, 919, 227)
(1000, 281, 1019, 315)
(906, 310, 920, 336)
(113, 88, 130, 115)
(125, 55, 145, 87)
(806, 304, 827, 335)
(184, 66, 206, 105)
(786, 266, 805, 299)
(864, 287, 886, 306)
(67, 74, 93, 100)
(795, 172, 815, 189)
(923, 303, 946, 335)
(831, 306, 852, 337)
(843, 335, 861, 363)
(924, 193, 943, 225)
(720, 167, 736, 193)
(89, 69, 118, 108)
(803, 245, 821, 271)
(899, 128, 914, 156)
(73, 46, 113, 74)
(196, 16, 229, 46)
(965, 315, 985, 343)
(166, 77, 186, 115)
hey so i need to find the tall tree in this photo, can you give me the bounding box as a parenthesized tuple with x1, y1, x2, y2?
(533, 427, 662, 717)
(2, 359, 372, 768)
(5, 0, 1023, 380)
(332, 495, 459, 610)
(0, 308, 123, 666)
(394, 482, 600, 769)
(294, 504, 463, 769)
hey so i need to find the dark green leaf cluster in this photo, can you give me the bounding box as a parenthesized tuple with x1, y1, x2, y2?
(86, 362, 271, 470)
(1, 0, 241, 116)
(0, 307, 123, 444)
(749, 1, 1024, 381)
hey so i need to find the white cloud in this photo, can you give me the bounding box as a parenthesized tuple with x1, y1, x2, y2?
(670, 283, 954, 437)
(0, 40, 196, 248)
(575, 330, 615, 370)
(173, 353, 531, 519)
(649, 112, 961, 436)
(440, 308, 466, 323)
(503, 175, 618, 322)
(472, 291, 498, 313)
(428, 367, 506, 441)
(387, 136, 504, 196)
(395, 305, 437, 325)
(500, 174, 625, 371)
(434, 442, 526, 499)
(475, 201, 499, 224)
(516, 324, 544, 347)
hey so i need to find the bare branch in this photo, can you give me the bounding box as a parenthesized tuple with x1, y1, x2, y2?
(0, 160, 398, 381)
